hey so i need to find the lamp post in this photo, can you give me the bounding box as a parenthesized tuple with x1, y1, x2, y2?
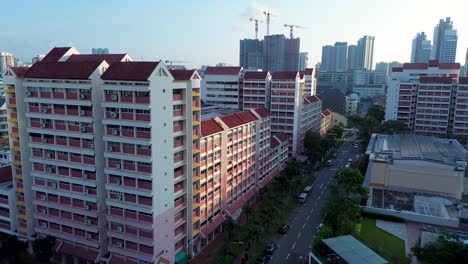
(226, 241, 244, 264)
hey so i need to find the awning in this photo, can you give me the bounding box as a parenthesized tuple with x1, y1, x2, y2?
(175, 250, 189, 264)
(227, 198, 245, 216)
(243, 187, 258, 202)
(257, 176, 270, 189)
(56, 241, 99, 262)
(158, 256, 171, 264)
(200, 214, 226, 238)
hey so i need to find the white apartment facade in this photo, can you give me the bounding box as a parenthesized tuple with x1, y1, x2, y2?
(201, 67, 243, 108)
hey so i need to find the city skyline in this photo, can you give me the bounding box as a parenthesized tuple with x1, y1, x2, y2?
(1, 0, 468, 68)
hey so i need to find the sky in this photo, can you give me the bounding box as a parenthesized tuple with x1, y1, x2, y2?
(2, 0, 468, 68)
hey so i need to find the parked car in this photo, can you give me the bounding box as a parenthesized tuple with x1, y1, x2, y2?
(264, 243, 278, 255)
(353, 143, 359, 149)
(278, 224, 290, 234)
(317, 223, 324, 230)
(256, 254, 271, 264)
(326, 160, 332, 166)
(348, 158, 353, 163)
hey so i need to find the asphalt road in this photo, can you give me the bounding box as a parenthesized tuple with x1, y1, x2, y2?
(268, 141, 360, 264)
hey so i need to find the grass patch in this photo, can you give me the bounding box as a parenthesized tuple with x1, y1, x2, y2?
(359, 217, 410, 264)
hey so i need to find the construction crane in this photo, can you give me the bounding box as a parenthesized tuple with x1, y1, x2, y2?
(249, 18, 262, 39)
(164, 60, 191, 66)
(283, 24, 303, 38)
(263, 11, 272, 36)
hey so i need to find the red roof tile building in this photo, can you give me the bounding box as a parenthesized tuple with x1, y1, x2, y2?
(240, 71, 271, 110)
(201, 66, 243, 108)
(320, 109, 333, 136)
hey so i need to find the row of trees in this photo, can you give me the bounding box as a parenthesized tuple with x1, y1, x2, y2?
(412, 233, 468, 263)
(0, 235, 55, 264)
(303, 125, 344, 164)
(314, 168, 367, 253)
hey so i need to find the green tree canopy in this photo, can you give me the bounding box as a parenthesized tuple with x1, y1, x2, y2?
(33, 236, 55, 263)
(304, 130, 323, 161)
(367, 105, 385, 123)
(412, 233, 468, 264)
(380, 120, 409, 133)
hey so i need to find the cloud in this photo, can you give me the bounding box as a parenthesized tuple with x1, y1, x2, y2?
(241, 1, 279, 19)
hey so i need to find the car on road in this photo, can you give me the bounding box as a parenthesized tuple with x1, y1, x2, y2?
(347, 158, 353, 163)
(353, 143, 359, 149)
(278, 224, 290, 234)
(256, 254, 271, 263)
(264, 243, 278, 255)
(344, 164, 350, 168)
(326, 160, 332, 166)
(317, 223, 324, 230)
(298, 193, 308, 203)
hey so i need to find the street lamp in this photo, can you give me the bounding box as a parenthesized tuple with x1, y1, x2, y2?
(226, 241, 244, 264)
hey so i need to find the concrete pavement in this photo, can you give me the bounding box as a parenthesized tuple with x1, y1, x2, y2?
(269, 142, 360, 264)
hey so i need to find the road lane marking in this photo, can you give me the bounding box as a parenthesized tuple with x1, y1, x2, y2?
(298, 232, 302, 238)
(302, 223, 306, 229)
(318, 194, 321, 199)
(307, 216, 310, 221)
(292, 242, 296, 249)
(286, 253, 290, 260)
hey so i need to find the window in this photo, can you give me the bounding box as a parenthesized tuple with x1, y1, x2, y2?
(173, 105, 182, 110)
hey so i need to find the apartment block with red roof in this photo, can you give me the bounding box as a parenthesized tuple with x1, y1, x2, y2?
(385, 60, 465, 136)
(196, 107, 287, 252)
(320, 109, 333, 136)
(300, 68, 315, 96)
(269, 71, 306, 155)
(239, 71, 271, 110)
(0, 165, 16, 235)
(201, 66, 243, 108)
(301, 95, 322, 144)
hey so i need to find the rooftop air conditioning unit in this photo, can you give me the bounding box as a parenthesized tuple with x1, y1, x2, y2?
(26, 91, 32, 96)
(111, 95, 118, 101)
(116, 226, 123, 232)
(85, 219, 92, 225)
(79, 110, 86, 116)
(112, 129, 119, 136)
(110, 112, 117, 118)
(81, 127, 87, 133)
(106, 146, 113, 151)
(79, 93, 86, 99)
(115, 163, 121, 169)
(88, 143, 94, 149)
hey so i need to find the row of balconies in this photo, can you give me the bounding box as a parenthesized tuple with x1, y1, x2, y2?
(34, 178, 97, 196)
(27, 91, 92, 101)
(36, 205, 98, 228)
(105, 94, 150, 104)
(106, 144, 151, 157)
(31, 136, 94, 149)
(108, 192, 152, 207)
(416, 103, 450, 109)
(34, 192, 98, 212)
(271, 105, 295, 111)
(32, 150, 95, 165)
(30, 120, 94, 133)
(36, 220, 99, 244)
(105, 111, 150, 122)
(33, 163, 96, 180)
(107, 160, 152, 174)
(108, 175, 152, 190)
(29, 106, 93, 117)
(106, 127, 150, 139)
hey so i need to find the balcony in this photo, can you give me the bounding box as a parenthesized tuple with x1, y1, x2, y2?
(173, 94, 183, 101)
(192, 91, 200, 97)
(135, 96, 149, 104)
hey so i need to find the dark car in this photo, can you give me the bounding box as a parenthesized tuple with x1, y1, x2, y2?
(278, 224, 290, 234)
(264, 243, 278, 255)
(256, 254, 271, 264)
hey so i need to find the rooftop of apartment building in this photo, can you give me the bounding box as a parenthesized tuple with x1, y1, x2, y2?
(366, 133, 467, 167)
(200, 105, 241, 121)
(203, 66, 242, 75)
(392, 60, 461, 72)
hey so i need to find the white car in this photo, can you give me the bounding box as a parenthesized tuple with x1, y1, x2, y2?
(353, 143, 359, 149)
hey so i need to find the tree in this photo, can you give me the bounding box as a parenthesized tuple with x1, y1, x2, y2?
(304, 130, 323, 161)
(283, 159, 301, 179)
(242, 204, 253, 223)
(0, 235, 28, 263)
(335, 168, 366, 197)
(367, 105, 385, 123)
(380, 120, 409, 133)
(412, 233, 468, 264)
(223, 217, 236, 241)
(33, 236, 55, 263)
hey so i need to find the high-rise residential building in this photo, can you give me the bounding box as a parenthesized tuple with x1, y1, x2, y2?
(385, 60, 466, 136)
(334, 42, 348, 72)
(201, 66, 243, 108)
(298, 52, 308, 71)
(285, 38, 300, 71)
(239, 39, 264, 70)
(347, 45, 359, 71)
(32, 55, 45, 65)
(431, 17, 457, 63)
(357, 36, 375, 70)
(375, 61, 403, 84)
(345, 93, 360, 115)
(0, 52, 16, 74)
(301, 68, 315, 96)
(240, 71, 271, 110)
(92, 48, 109, 54)
(263, 34, 287, 72)
(0, 101, 8, 138)
(411, 32, 432, 63)
(321, 45, 334, 72)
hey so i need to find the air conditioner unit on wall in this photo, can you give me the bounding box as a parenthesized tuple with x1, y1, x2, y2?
(79, 93, 86, 99)
(111, 95, 118, 101)
(81, 126, 87, 133)
(112, 130, 119, 136)
(110, 112, 117, 118)
(79, 110, 86, 116)
(106, 146, 113, 151)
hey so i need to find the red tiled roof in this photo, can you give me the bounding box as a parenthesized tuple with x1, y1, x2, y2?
(219, 114, 244, 128)
(56, 242, 98, 262)
(235, 111, 258, 123)
(275, 132, 290, 142)
(67, 54, 127, 64)
(252, 106, 271, 118)
(257, 174, 273, 189)
(101, 62, 159, 81)
(169, 69, 196, 81)
(201, 119, 224, 137)
(271, 71, 299, 80)
(243, 71, 268, 80)
(24, 61, 101, 80)
(321, 109, 333, 117)
(200, 214, 225, 238)
(10, 67, 30, 77)
(270, 137, 280, 148)
(304, 95, 320, 104)
(227, 197, 245, 215)
(402, 61, 460, 70)
(420, 76, 453, 84)
(243, 187, 257, 201)
(0, 166, 12, 183)
(41, 47, 72, 62)
(204, 66, 242, 75)
(439, 63, 461, 69)
(403, 63, 428, 70)
(392, 67, 403, 72)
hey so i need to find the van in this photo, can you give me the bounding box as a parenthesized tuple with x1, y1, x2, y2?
(304, 186, 313, 194)
(298, 193, 308, 203)
(326, 160, 332, 166)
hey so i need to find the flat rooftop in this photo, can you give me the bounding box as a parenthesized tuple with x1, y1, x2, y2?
(366, 134, 467, 166)
(201, 105, 240, 121)
(323, 235, 388, 264)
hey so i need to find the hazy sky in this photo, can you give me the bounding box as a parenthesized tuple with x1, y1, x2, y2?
(2, 0, 468, 68)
